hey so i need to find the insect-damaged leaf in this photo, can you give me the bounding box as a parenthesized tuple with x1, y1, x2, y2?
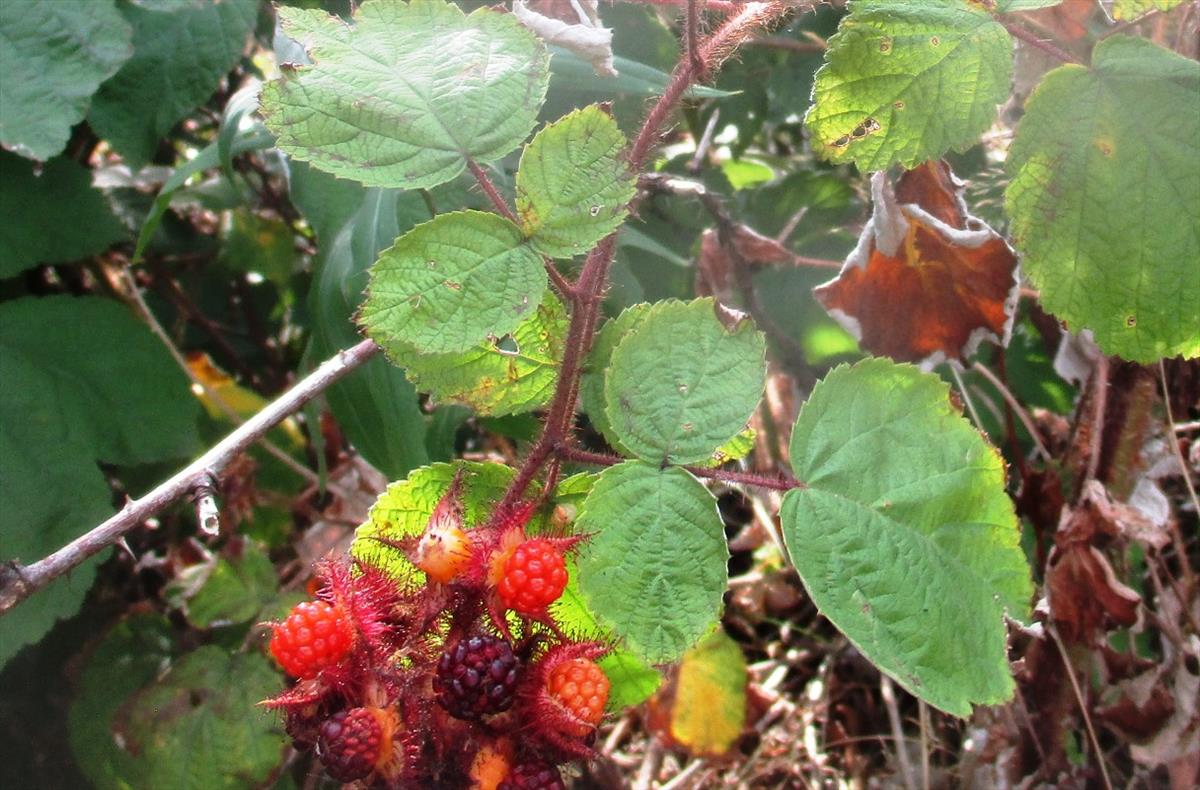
(780, 358, 1032, 717)
(359, 210, 546, 355)
(263, 0, 549, 189)
(516, 105, 636, 258)
(805, 0, 1012, 170)
(1006, 36, 1200, 362)
(380, 290, 568, 417)
(815, 163, 1019, 370)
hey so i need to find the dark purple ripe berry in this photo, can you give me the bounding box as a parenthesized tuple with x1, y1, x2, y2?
(433, 634, 520, 720)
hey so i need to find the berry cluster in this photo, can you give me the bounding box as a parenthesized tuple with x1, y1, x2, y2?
(263, 470, 608, 787)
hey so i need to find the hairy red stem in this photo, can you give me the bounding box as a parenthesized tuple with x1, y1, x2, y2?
(467, 158, 519, 224)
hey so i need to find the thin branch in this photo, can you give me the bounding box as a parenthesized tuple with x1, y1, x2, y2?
(467, 158, 519, 224)
(116, 265, 339, 493)
(972, 359, 1051, 460)
(0, 340, 381, 616)
(686, 0, 705, 79)
(543, 257, 577, 302)
(1000, 19, 1082, 64)
(556, 446, 802, 492)
(1049, 626, 1114, 790)
(1159, 361, 1199, 589)
(950, 365, 986, 433)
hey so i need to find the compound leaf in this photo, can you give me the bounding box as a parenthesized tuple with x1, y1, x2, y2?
(263, 0, 549, 188)
(576, 462, 728, 663)
(0, 152, 126, 278)
(88, 0, 259, 168)
(0, 0, 132, 161)
(1006, 36, 1200, 361)
(360, 210, 546, 354)
(780, 358, 1032, 716)
(382, 290, 569, 416)
(604, 299, 766, 466)
(516, 105, 635, 258)
(805, 0, 1012, 170)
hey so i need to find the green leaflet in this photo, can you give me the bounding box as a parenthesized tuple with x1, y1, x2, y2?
(0, 152, 126, 277)
(1006, 37, 1200, 362)
(805, 0, 1012, 170)
(263, 0, 549, 189)
(359, 210, 547, 355)
(575, 462, 728, 663)
(0, 0, 132, 161)
(780, 358, 1032, 716)
(383, 291, 569, 417)
(88, 0, 259, 168)
(351, 461, 516, 584)
(516, 105, 636, 258)
(603, 299, 766, 466)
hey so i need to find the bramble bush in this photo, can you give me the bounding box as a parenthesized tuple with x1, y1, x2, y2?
(0, 0, 1197, 787)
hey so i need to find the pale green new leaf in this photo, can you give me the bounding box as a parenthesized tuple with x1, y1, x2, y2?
(0, 0, 132, 161)
(88, 0, 259, 167)
(516, 105, 636, 258)
(805, 0, 1012, 170)
(359, 210, 546, 354)
(780, 358, 1032, 716)
(382, 291, 568, 416)
(263, 0, 549, 188)
(604, 299, 766, 466)
(576, 462, 728, 663)
(1006, 37, 1200, 361)
(1111, 0, 1183, 21)
(352, 461, 516, 584)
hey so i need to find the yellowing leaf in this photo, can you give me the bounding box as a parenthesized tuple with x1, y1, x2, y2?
(667, 631, 748, 758)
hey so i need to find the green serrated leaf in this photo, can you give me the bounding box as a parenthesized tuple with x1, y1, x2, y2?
(351, 461, 516, 584)
(263, 0, 549, 189)
(69, 615, 174, 789)
(186, 545, 278, 629)
(805, 0, 1012, 170)
(576, 462, 728, 663)
(289, 161, 432, 479)
(1006, 37, 1200, 362)
(516, 105, 636, 258)
(604, 299, 766, 466)
(117, 646, 284, 789)
(1111, 0, 1183, 21)
(0, 0, 132, 161)
(88, 0, 259, 168)
(382, 290, 568, 416)
(780, 358, 1032, 716)
(360, 210, 547, 354)
(0, 152, 126, 277)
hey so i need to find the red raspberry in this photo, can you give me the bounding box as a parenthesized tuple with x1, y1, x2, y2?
(269, 600, 354, 679)
(497, 539, 568, 614)
(317, 707, 389, 782)
(499, 759, 565, 790)
(434, 634, 521, 720)
(547, 658, 609, 736)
